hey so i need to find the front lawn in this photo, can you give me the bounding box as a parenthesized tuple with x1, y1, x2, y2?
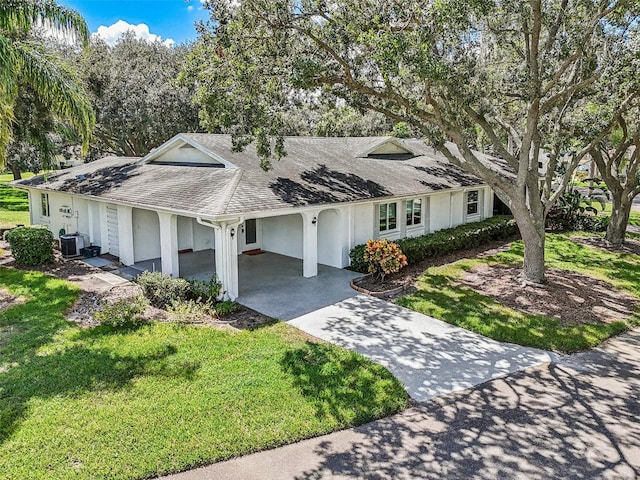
(0, 173, 33, 229)
(0, 267, 407, 480)
(397, 234, 640, 353)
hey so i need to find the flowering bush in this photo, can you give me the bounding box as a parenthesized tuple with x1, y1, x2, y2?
(363, 239, 408, 281)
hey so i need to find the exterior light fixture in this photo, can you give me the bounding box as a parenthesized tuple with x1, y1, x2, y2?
(230, 228, 235, 237)
(312, 216, 317, 225)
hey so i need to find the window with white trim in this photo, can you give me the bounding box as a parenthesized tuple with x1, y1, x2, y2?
(40, 193, 50, 217)
(406, 199, 422, 226)
(466, 190, 479, 216)
(379, 202, 397, 232)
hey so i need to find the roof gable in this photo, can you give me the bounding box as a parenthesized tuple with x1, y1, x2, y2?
(142, 134, 238, 169)
(357, 137, 415, 158)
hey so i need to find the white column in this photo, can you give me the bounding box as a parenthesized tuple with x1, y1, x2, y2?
(342, 205, 355, 268)
(158, 211, 179, 277)
(117, 205, 134, 265)
(301, 211, 319, 278)
(212, 220, 241, 300)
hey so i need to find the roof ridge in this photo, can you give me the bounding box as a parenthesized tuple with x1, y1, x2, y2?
(217, 168, 245, 215)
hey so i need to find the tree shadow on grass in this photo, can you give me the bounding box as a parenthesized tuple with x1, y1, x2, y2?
(0, 268, 200, 444)
(399, 271, 628, 353)
(281, 342, 408, 425)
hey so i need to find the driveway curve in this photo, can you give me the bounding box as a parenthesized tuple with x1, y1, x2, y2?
(288, 294, 554, 402)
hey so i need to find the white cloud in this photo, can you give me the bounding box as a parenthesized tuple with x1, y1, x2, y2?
(186, 5, 194, 10)
(94, 20, 175, 48)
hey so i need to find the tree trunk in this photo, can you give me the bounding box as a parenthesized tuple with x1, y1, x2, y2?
(605, 196, 631, 246)
(511, 201, 547, 284)
(9, 162, 22, 180)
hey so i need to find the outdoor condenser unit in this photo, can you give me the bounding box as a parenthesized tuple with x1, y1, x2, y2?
(60, 234, 85, 257)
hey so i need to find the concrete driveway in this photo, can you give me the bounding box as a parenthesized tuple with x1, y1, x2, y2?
(161, 328, 640, 480)
(236, 253, 360, 320)
(288, 295, 554, 402)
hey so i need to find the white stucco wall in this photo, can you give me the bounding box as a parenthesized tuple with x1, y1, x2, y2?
(429, 192, 452, 232)
(262, 214, 303, 259)
(133, 208, 160, 262)
(88, 201, 102, 246)
(30, 190, 91, 241)
(177, 216, 193, 251)
(450, 191, 465, 227)
(317, 209, 342, 268)
(193, 220, 215, 251)
(353, 203, 374, 245)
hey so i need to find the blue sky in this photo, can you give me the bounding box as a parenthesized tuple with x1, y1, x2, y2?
(60, 0, 209, 46)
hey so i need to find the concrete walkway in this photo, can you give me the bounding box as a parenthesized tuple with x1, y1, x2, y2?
(288, 295, 553, 402)
(161, 328, 640, 480)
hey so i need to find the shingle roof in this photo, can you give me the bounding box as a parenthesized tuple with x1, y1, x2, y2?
(14, 135, 487, 217)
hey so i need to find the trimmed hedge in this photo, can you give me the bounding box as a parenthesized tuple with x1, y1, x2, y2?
(349, 215, 518, 273)
(6, 226, 54, 265)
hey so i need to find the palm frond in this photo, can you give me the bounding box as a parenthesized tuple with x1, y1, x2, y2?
(0, 35, 16, 165)
(0, 0, 89, 46)
(13, 40, 94, 152)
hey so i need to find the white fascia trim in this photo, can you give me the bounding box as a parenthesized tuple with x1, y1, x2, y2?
(20, 186, 216, 222)
(210, 184, 491, 223)
(140, 133, 238, 169)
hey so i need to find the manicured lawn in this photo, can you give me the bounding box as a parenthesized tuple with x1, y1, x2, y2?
(0, 173, 33, 228)
(0, 267, 408, 480)
(397, 234, 640, 353)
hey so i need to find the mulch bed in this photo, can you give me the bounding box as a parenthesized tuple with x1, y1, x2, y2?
(353, 235, 518, 296)
(1, 240, 275, 331)
(571, 236, 640, 257)
(459, 264, 637, 326)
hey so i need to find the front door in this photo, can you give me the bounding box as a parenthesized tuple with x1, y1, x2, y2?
(241, 218, 261, 252)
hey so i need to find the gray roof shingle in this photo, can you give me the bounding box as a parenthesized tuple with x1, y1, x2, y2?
(14, 135, 487, 217)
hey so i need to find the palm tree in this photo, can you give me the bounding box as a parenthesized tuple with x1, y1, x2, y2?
(0, 0, 94, 168)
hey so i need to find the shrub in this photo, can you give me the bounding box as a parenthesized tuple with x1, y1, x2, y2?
(546, 188, 609, 233)
(167, 299, 211, 324)
(215, 300, 241, 317)
(136, 271, 192, 309)
(94, 296, 149, 327)
(6, 226, 54, 265)
(547, 212, 609, 233)
(349, 215, 518, 272)
(348, 244, 368, 273)
(188, 275, 223, 305)
(363, 239, 408, 280)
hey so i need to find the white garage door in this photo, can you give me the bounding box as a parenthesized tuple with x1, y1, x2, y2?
(106, 204, 119, 256)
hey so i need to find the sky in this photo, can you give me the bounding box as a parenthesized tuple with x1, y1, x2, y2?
(59, 0, 210, 47)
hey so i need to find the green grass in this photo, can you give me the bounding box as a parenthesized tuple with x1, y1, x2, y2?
(600, 202, 640, 226)
(0, 173, 33, 228)
(0, 267, 408, 480)
(397, 234, 640, 353)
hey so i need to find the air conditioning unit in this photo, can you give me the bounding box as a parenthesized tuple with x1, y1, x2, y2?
(60, 234, 85, 257)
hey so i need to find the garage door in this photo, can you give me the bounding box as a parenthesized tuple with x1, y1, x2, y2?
(106, 204, 119, 256)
